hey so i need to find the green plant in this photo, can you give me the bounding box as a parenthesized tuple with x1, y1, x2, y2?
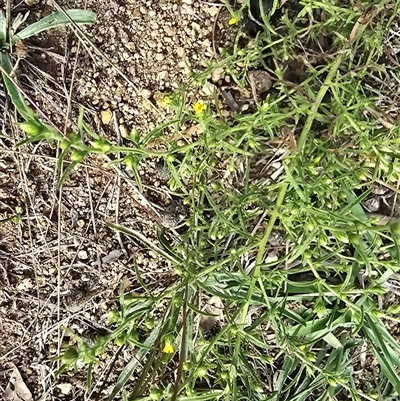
(0, 205, 23, 224)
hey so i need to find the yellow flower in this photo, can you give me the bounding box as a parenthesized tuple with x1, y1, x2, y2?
(162, 335, 174, 354)
(193, 101, 206, 115)
(159, 96, 171, 108)
(229, 17, 238, 25)
(162, 343, 174, 354)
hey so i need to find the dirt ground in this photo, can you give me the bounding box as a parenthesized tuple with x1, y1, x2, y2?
(0, 0, 235, 399)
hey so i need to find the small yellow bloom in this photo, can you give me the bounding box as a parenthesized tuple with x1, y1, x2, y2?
(162, 343, 174, 354)
(229, 17, 238, 25)
(193, 101, 206, 115)
(159, 97, 171, 108)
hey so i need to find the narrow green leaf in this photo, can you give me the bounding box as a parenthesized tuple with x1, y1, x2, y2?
(185, 301, 216, 317)
(176, 391, 224, 400)
(0, 52, 35, 120)
(370, 345, 400, 394)
(132, 257, 153, 296)
(322, 332, 342, 349)
(290, 316, 330, 337)
(118, 280, 127, 318)
(156, 227, 182, 263)
(87, 363, 93, 392)
(286, 229, 319, 264)
(110, 308, 154, 342)
(12, 10, 95, 43)
(242, 331, 270, 350)
(58, 161, 80, 188)
(108, 323, 162, 401)
(0, 11, 7, 43)
(276, 356, 299, 393)
(341, 189, 372, 221)
(0, 214, 19, 224)
(363, 314, 400, 393)
(364, 312, 400, 355)
(293, 376, 326, 401)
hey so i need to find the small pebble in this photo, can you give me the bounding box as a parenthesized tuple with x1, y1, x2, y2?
(78, 250, 88, 260)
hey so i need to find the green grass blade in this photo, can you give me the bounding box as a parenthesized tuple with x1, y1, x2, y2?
(176, 391, 224, 400)
(108, 323, 162, 401)
(322, 332, 342, 349)
(0, 52, 36, 120)
(364, 312, 400, 356)
(276, 355, 299, 393)
(132, 257, 153, 296)
(12, 10, 95, 43)
(363, 314, 400, 393)
(87, 362, 93, 392)
(156, 227, 182, 264)
(58, 161, 80, 188)
(370, 345, 400, 394)
(0, 11, 7, 43)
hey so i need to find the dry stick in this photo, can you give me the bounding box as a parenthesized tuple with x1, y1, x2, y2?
(108, 159, 162, 219)
(48, 8, 87, 226)
(211, 5, 222, 60)
(23, 60, 97, 118)
(85, 165, 103, 268)
(53, 99, 68, 373)
(62, 22, 82, 135)
(391, 185, 399, 218)
(54, 187, 63, 375)
(0, 306, 96, 362)
(372, 177, 400, 196)
(113, 113, 128, 257)
(19, 62, 68, 242)
(231, 53, 345, 400)
(1, 137, 163, 224)
(1, 140, 167, 224)
(14, 153, 42, 312)
(88, 344, 126, 401)
(2, 0, 11, 132)
(5, 0, 11, 43)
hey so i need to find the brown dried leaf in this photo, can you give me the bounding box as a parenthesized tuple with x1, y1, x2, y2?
(180, 124, 204, 138)
(199, 296, 224, 333)
(101, 108, 113, 125)
(349, 7, 377, 43)
(102, 249, 123, 264)
(3, 366, 33, 401)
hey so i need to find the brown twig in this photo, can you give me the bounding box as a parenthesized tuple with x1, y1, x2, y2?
(212, 6, 222, 60)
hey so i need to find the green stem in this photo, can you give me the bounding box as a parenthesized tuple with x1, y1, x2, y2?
(231, 53, 345, 401)
(256, 53, 344, 273)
